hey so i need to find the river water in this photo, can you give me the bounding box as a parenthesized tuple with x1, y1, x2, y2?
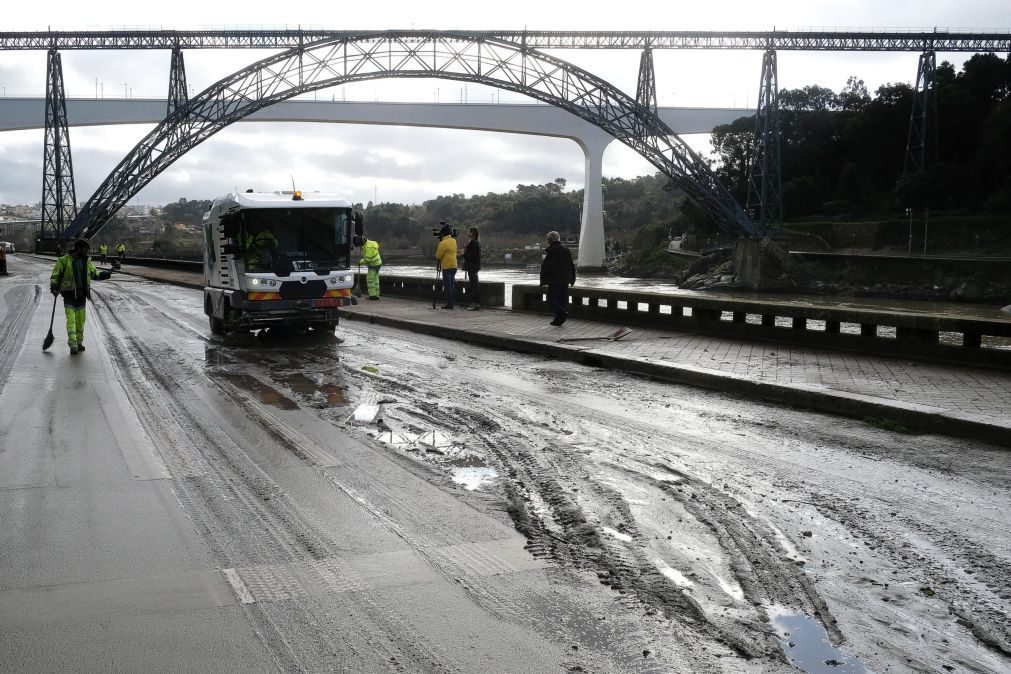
(381, 264, 1011, 319)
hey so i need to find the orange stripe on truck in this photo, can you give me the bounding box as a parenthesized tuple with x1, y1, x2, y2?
(247, 292, 281, 300)
(324, 288, 352, 298)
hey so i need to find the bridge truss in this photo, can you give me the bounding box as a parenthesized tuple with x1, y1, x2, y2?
(1, 29, 1009, 52)
(12, 28, 1007, 243)
(68, 32, 759, 240)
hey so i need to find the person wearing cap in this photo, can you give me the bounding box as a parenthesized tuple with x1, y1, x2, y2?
(435, 223, 458, 309)
(50, 239, 112, 355)
(539, 230, 576, 326)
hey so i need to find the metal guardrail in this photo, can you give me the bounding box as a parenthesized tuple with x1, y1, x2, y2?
(512, 284, 1011, 368)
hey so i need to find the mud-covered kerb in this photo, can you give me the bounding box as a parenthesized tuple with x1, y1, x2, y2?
(512, 284, 1011, 368)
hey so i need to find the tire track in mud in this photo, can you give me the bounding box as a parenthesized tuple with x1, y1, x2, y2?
(100, 286, 600, 664)
(89, 292, 461, 673)
(354, 364, 771, 662)
(0, 284, 38, 394)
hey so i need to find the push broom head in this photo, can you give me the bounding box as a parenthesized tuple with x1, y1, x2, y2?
(42, 328, 54, 351)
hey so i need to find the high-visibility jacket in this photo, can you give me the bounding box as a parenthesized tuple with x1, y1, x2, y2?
(116, 243, 126, 254)
(359, 239, 382, 267)
(244, 229, 278, 266)
(435, 235, 457, 269)
(98, 244, 108, 255)
(50, 254, 109, 299)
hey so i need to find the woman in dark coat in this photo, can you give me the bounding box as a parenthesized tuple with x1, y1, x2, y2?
(539, 230, 576, 325)
(462, 227, 482, 310)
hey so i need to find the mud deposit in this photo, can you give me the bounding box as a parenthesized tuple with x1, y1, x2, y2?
(4, 259, 1007, 673)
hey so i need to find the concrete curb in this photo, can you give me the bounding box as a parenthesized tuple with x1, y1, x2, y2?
(340, 309, 1011, 450)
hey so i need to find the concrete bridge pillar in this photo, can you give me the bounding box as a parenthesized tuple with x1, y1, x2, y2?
(575, 133, 612, 269)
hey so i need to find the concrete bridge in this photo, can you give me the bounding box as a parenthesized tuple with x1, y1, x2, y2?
(0, 98, 750, 268)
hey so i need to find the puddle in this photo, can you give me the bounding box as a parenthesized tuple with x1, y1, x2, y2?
(601, 526, 633, 543)
(351, 404, 380, 423)
(376, 430, 421, 447)
(218, 373, 298, 410)
(451, 466, 498, 491)
(767, 606, 869, 674)
(280, 373, 345, 406)
(417, 430, 454, 450)
(654, 559, 693, 588)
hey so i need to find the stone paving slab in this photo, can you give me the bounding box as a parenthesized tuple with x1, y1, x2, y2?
(87, 260, 1011, 447)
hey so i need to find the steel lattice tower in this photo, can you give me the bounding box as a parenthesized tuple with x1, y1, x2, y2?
(167, 46, 188, 115)
(636, 47, 657, 115)
(634, 48, 657, 141)
(746, 49, 782, 228)
(904, 51, 937, 176)
(40, 49, 77, 244)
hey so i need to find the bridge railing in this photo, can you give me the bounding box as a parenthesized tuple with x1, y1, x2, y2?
(370, 275, 505, 307)
(511, 284, 1011, 368)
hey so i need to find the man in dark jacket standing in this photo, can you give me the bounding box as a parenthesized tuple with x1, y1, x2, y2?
(539, 230, 576, 326)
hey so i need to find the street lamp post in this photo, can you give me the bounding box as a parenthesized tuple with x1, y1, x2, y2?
(905, 208, 913, 256)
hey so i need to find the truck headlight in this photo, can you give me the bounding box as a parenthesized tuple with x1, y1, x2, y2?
(251, 278, 261, 286)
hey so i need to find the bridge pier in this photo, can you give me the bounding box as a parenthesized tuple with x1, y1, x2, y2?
(575, 134, 612, 270)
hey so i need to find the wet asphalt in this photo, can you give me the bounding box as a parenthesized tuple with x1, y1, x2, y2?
(1, 256, 1009, 673)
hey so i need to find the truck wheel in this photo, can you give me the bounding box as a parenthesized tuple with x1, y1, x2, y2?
(209, 315, 226, 335)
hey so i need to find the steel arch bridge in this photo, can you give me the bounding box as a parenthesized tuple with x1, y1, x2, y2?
(68, 31, 761, 240)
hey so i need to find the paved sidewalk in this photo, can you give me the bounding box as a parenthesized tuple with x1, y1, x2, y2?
(99, 260, 1011, 447)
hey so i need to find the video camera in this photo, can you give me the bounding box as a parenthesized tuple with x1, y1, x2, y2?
(432, 221, 459, 239)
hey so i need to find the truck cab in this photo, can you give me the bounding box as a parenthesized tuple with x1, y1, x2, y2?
(202, 190, 363, 335)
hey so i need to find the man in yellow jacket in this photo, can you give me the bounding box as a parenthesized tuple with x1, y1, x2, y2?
(434, 223, 458, 309)
(50, 239, 112, 354)
(358, 239, 382, 300)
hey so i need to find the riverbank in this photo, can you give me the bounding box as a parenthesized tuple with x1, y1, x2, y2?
(611, 246, 1011, 306)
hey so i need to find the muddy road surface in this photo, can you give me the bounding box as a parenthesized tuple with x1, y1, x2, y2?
(1, 257, 1009, 673)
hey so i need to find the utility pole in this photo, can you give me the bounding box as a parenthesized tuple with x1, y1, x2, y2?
(923, 208, 929, 256)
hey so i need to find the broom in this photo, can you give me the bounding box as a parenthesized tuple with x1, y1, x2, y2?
(42, 293, 58, 351)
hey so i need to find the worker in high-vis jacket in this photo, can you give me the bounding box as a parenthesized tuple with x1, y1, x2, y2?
(244, 227, 278, 270)
(358, 239, 383, 300)
(97, 243, 109, 264)
(50, 239, 112, 355)
(116, 242, 126, 259)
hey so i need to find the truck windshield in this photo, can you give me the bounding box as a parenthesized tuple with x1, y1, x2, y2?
(241, 207, 350, 273)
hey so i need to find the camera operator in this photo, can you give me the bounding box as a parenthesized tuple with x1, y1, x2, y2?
(435, 223, 458, 309)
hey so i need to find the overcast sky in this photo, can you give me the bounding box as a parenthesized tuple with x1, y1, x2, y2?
(0, 1, 1008, 208)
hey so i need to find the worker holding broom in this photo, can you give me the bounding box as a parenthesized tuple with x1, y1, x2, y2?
(48, 239, 112, 355)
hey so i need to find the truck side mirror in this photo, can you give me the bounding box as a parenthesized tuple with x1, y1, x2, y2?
(221, 212, 240, 239)
(353, 212, 364, 238)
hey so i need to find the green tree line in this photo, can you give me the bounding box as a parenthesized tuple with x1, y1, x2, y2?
(712, 53, 1011, 219)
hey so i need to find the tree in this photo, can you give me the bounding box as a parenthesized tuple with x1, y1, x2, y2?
(838, 76, 871, 111)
